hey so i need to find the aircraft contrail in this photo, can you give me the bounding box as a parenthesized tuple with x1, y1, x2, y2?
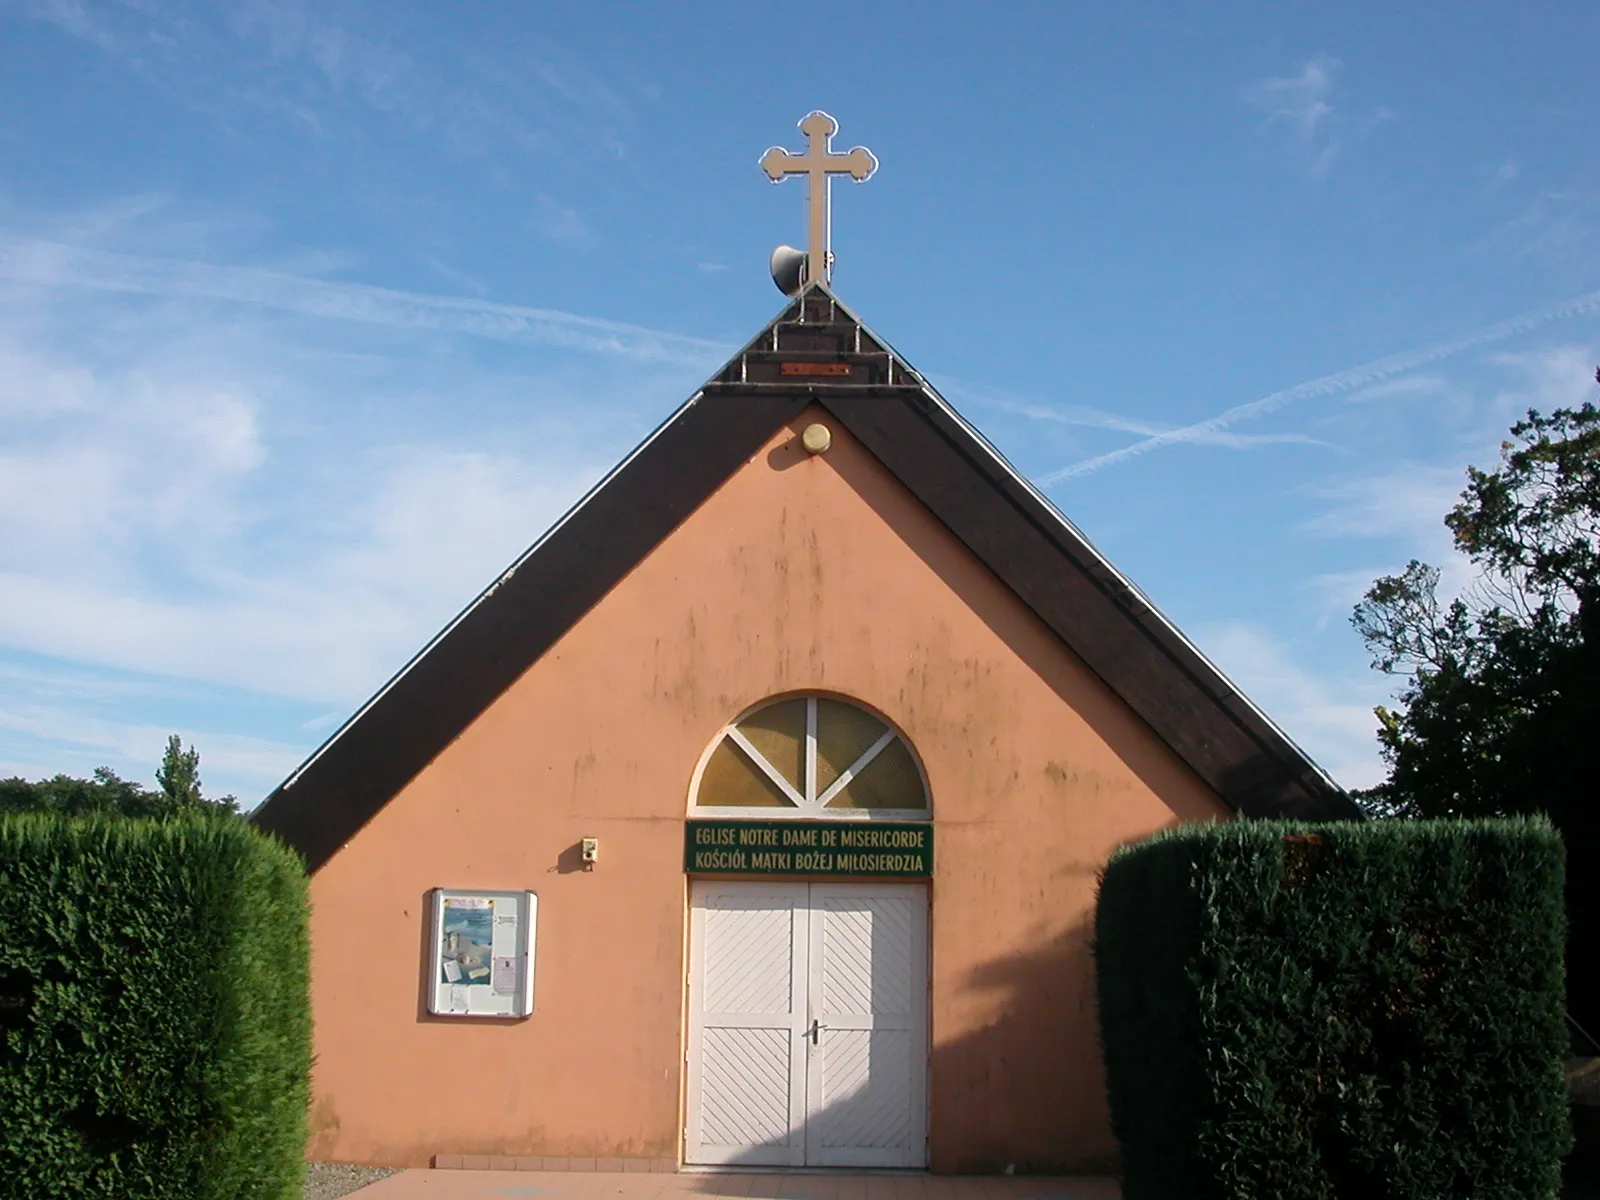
(0, 237, 735, 368)
(1040, 283, 1600, 484)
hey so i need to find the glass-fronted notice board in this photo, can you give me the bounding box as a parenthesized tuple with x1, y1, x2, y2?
(426, 889, 537, 1018)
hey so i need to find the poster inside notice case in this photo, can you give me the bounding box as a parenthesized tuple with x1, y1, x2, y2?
(428, 889, 537, 1018)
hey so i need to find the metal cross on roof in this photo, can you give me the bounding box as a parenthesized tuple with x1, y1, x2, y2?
(760, 111, 878, 288)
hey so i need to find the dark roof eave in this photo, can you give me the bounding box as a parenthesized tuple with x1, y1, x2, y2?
(251, 284, 1359, 871)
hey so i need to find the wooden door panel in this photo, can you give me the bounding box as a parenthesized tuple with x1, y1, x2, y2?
(686, 882, 808, 1165)
(805, 884, 928, 1168)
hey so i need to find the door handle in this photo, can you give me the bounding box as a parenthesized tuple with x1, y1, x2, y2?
(806, 1019, 829, 1044)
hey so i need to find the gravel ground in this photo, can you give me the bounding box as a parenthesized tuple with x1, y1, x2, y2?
(304, 1162, 400, 1200)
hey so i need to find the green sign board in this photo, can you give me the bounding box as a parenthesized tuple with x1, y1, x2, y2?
(685, 820, 933, 878)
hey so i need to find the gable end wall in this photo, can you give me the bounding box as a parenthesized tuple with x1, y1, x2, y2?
(303, 406, 1227, 1172)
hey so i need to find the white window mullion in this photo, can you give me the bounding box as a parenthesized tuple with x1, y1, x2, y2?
(814, 729, 897, 808)
(725, 727, 807, 807)
(804, 697, 819, 808)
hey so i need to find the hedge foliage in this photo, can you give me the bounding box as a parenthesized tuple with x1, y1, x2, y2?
(0, 813, 311, 1199)
(1094, 818, 1569, 1200)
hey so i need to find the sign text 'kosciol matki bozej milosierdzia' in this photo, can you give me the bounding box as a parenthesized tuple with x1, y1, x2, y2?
(684, 819, 933, 877)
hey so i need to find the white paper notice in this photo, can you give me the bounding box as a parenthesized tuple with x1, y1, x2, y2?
(449, 985, 470, 1013)
(491, 956, 517, 995)
(442, 959, 462, 983)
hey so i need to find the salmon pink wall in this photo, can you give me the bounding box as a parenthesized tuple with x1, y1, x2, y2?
(304, 405, 1226, 1172)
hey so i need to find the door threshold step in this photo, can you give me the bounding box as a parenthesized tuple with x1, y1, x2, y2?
(678, 1166, 930, 1175)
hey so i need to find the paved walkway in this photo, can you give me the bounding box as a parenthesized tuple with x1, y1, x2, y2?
(351, 1172, 1122, 1200)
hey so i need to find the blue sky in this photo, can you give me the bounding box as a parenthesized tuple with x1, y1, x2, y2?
(2, 0, 1597, 804)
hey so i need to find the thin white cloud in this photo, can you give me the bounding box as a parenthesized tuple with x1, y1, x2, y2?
(1476, 192, 1600, 269)
(0, 446, 609, 705)
(1040, 283, 1600, 483)
(0, 223, 677, 802)
(1247, 55, 1339, 141)
(1244, 55, 1342, 176)
(1487, 342, 1600, 418)
(1296, 464, 1475, 622)
(528, 192, 595, 249)
(1292, 342, 1597, 631)
(298, 710, 346, 734)
(0, 700, 303, 797)
(1299, 466, 1465, 544)
(1299, 567, 1396, 634)
(0, 659, 212, 706)
(1242, 55, 1395, 180)
(422, 255, 489, 298)
(0, 237, 732, 365)
(1195, 621, 1388, 791)
(13, 0, 126, 52)
(11, 0, 635, 161)
(0, 342, 267, 579)
(1491, 158, 1520, 191)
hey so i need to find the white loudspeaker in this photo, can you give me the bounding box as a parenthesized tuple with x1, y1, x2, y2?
(770, 245, 807, 296)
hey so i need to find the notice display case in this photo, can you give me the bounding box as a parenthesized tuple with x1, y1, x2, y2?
(426, 889, 537, 1018)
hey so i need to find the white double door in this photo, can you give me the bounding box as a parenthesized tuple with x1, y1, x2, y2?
(685, 881, 929, 1168)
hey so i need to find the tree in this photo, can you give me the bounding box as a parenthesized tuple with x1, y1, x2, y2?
(1352, 387, 1600, 1030)
(156, 734, 240, 814)
(0, 766, 176, 819)
(155, 734, 202, 807)
(0, 736, 240, 819)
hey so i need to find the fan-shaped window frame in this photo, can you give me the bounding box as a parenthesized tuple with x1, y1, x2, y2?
(688, 693, 932, 820)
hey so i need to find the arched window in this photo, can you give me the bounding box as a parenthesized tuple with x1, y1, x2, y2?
(691, 695, 930, 818)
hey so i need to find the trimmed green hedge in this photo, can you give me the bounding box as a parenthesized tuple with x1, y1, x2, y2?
(0, 813, 310, 1199)
(1094, 818, 1569, 1200)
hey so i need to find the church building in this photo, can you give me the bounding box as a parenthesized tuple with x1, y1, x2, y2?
(251, 114, 1357, 1177)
